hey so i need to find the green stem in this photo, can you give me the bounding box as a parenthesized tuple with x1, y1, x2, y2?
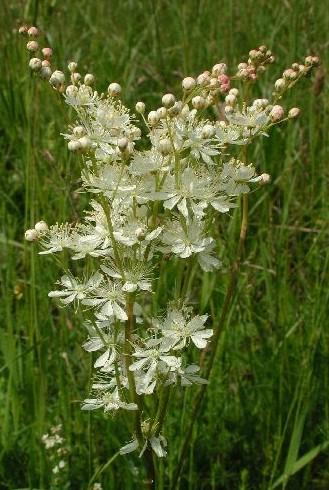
(125, 296, 156, 489)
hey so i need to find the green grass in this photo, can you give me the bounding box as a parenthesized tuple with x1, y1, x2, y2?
(1, 0, 328, 488)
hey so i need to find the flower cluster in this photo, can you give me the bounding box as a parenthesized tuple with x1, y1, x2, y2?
(21, 25, 319, 459)
(41, 424, 69, 488)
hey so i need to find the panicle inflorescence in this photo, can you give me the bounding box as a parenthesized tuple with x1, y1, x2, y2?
(21, 25, 319, 459)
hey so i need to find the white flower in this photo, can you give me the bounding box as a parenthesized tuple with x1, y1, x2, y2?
(82, 387, 137, 412)
(161, 218, 215, 259)
(160, 310, 212, 350)
(130, 339, 181, 394)
(82, 281, 127, 321)
(48, 272, 102, 305)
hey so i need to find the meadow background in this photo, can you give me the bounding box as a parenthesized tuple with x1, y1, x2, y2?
(0, 0, 328, 488)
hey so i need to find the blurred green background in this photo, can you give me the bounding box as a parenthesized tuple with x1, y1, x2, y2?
(0, 0, 328, 488)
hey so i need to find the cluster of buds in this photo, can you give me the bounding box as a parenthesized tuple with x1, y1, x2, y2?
(273, 55, 320, 97)
(25, 220, 48, 241)
(236, 45, 274, 81)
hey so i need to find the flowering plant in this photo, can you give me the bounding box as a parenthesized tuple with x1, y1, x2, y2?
(20, 24, 318, 488)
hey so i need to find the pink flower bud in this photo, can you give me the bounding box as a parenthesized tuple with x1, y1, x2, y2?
(270, 105, 285, 122)
(42, 47, 53, 59)
(26, 40, 38, 52)
(27, 26, 39, 37)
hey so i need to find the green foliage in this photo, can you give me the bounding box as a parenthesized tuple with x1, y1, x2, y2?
(0, 0, 328, 488)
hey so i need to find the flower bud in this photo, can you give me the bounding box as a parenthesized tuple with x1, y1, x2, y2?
(212, 63, 227, 76)
(84, 74, 95, 86)
(108, 82, 122, 96)
(135, 101, 145, 114)
(34, 221, 48, 232)
(270, 105, 284, 122)
(73, 125, 86, 137)
(27, 26, 39, 37)
(196, 73, 210, 86)
(158, 138, 172, 155)
(274, 78, 286, 91)
(162, 93, 176, 108)
(147, 111, 160, 126)
(260, 173, 271, 184)
(192, 95, 206, 110)
(26, 40, 38, 52)
(25, 229, 38, 241)
(224, 105, 233, 114)
(168, 101, 182, 117)
(225, 94, 236, 105)
(229, 88, 239, 96)
(182, 76, 196, 91)
(118, 137, 128, 151)
(288, 107, 300, 119)
(49, 70, 65, 88)
(156, 107, 167, 119)
(202, 124, 215, 138)
(71, 72, 81, 83)
(78, 136, 92, 150)
(40, 66, 52, 80)
(42, 47, 53, 59)
(283, 68, 297, 80)
(68, 61, 78, 73)
(19, 25, 28, 35)
(68, 140, 81, 151)
(209, 77, 220, 89)
(66, 85, 79, 97)
(29, 57, 42, 71)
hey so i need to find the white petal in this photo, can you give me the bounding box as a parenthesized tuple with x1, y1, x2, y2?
(94, 349, 110, 368)
(82, 338, 104, 352)
(119, 439, 139, 455)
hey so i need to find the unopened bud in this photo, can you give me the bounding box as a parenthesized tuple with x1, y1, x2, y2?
(118, 137, 128, 151)
(192, 95, 206, 110)
(71, 72, 81, 83)
(157, 107, 167, 119)
(29, 57, 42, 71)
(274, 78, 286, 91)
(162, 93, 176, 108)
(25, 229, 38, 241)
(212, 63, 227, 76)
(34, 221, 48, 232)
(40, 66, 52, 80)
(225, 94, 236, 105)
(49, 70, 65, 87)
(19, 25, 28, 35)
(68, 140, 81, 151)
(168, 101, 182, 117)
(202, 124, 215, 138)
(196, 73, 210, 86)
(148, 111, 160, 126)
(182, 76, 196, 91)
(288, 107, 300, 119)
(68, 61, 78, 73)
(42, 47, 53, 59)
(27, 26, 39, 37)
(26, 40, 38, 52)
(158, 138, 172, 155)
(270, 105, 284, 122)
(73, 125, 86, 137)
(78, 136, 92, 150)
(135, 101, 145, 114)
(66, 85, 79, 97)
(108, 82, 122, 96)
(229, 88, 239, 96)
(260, 173, 271, 184)
(84, 74, 95, 86)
